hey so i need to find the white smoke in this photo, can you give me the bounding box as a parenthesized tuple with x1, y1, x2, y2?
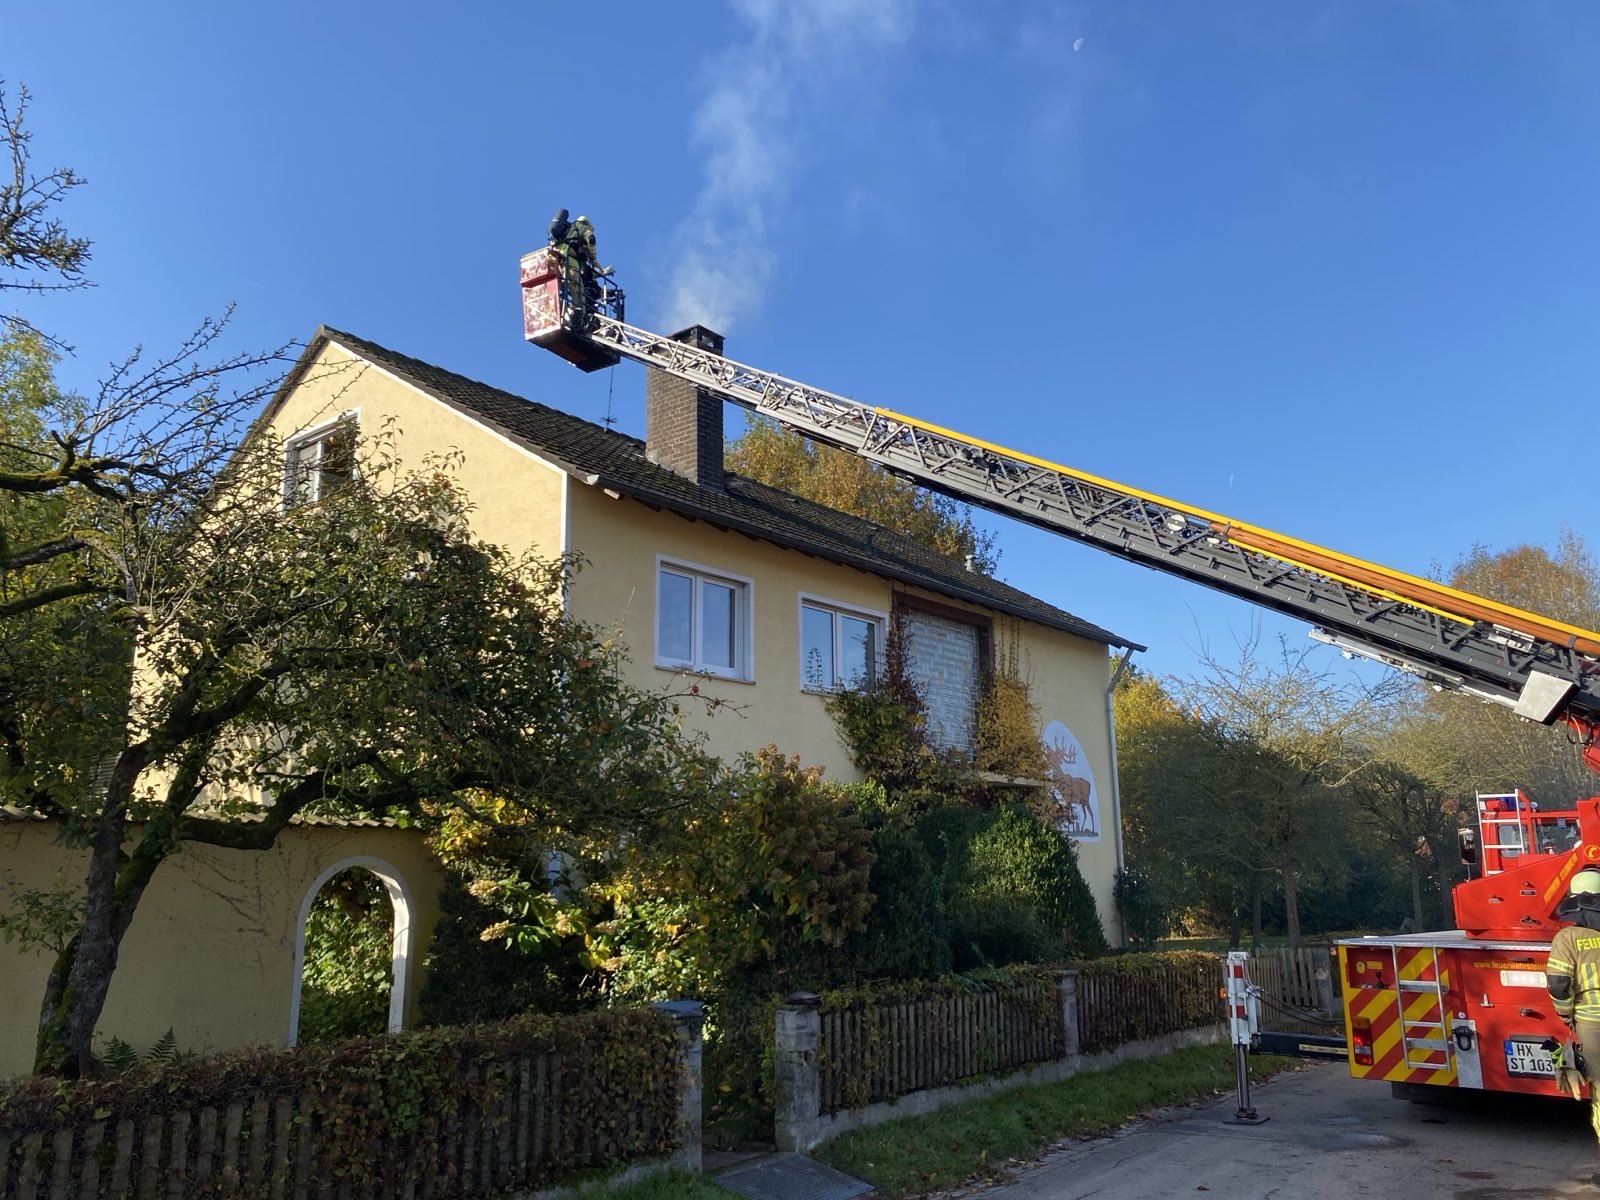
(663, 0, 915, 333)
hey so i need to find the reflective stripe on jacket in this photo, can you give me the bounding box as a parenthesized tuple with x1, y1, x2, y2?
(1548, 926, 1600, 1022)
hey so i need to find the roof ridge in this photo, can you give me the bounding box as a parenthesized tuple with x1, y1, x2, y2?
(320, 325, 648, 451)
(310, 325, 1139, 649)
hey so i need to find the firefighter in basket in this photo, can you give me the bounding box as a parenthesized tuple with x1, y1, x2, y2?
(546, 210, 610, 331)
(1547, 869, 1600, 1157)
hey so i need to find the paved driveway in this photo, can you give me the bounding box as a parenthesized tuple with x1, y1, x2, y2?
(970, 1061, 1600, 1200)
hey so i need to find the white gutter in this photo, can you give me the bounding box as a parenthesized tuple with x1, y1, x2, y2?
(1106, 648, 1137, 947)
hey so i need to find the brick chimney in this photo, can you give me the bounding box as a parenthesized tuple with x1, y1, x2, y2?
(646, 325, 725, 491)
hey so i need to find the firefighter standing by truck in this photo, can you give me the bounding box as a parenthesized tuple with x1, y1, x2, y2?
(1547, 869, 1600, 1176)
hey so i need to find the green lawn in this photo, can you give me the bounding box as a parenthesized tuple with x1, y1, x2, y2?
(814, 1044, 1299, 1199)
(566, 1170, 736, 1199)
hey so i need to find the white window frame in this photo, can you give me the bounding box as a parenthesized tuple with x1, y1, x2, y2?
(798, 593, 888, 694)
(654, 555, 755, 682)
(283, 411, 360, 508)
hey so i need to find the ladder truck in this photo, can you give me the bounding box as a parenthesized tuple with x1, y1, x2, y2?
(521, 243, 1600, 1101)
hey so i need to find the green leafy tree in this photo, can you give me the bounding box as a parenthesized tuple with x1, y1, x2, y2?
(0, 84, 647, 1076)
(8, 396, 718, 1073)
(1339, 751, 1460, 929)
(1114, 671, 1261, 942)
(296, 869, 394, 1044)
(726, 417, 1000, 572)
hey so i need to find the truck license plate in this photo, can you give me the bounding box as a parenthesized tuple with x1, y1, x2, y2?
(1504, 1038, 1556, 1077)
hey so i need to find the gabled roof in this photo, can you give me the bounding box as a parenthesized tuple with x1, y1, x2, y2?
(279, 327, 1140, 650)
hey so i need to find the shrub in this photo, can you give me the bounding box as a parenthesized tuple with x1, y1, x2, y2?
(846, 820, 953, 982)
(418, 877, 591, 1026)
(594, 747, 876, 1004)
(1114, 865, 1169, 949)
(918, 804, 1107, 968)
(297, 868, 394, 1043)
(973, 621, 1049, 784)
(1072, 950, 1222, 1051)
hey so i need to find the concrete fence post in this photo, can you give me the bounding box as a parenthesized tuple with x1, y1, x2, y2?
(653, 1000, 705, 1172)
(1315, 959, 1337, 1016)
(773, 991, 822, 1152)
(1057, 969, 1080, 1059)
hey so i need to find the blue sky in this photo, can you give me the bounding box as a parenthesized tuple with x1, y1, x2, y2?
(9, 1, 1600, 683)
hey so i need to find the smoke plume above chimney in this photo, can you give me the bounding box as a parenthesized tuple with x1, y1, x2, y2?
(662, 0, 915, 334)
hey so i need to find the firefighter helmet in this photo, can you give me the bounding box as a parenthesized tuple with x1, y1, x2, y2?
(1571, 871, 1600, 897)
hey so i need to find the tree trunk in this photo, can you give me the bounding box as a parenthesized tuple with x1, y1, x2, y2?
(35, 761, 167, 1076)
(37, 803, 128, 1075)
(1280, 855, 1301, 950)
(1250, 872, 1264, 954)
(1433, 849, 1456, 929)
(1409, 857, 1424, 930)
(1228, 898, 1243, 951)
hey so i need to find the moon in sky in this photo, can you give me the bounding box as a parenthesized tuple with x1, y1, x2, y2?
(1073, 37, 1084, 51)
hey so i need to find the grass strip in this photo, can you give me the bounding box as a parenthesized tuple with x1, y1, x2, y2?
(815, 1043, 1298, 1198)
(567, 1169, 737, 1199)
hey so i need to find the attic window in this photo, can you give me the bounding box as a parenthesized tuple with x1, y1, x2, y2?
(285, 417, 358, 508)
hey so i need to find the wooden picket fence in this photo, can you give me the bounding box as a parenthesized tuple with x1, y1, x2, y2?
(0, 1049, 672, 1200)
(1248, 945, 1340, 1032)
(816, 978, 1065, 1116)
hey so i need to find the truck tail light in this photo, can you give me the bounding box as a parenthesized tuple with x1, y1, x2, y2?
(1352, 1018, 1374, 1066)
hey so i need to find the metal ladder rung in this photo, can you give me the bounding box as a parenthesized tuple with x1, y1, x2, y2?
(1399, 979, 1443, 992)
(1405, 1038, 1449, 1053)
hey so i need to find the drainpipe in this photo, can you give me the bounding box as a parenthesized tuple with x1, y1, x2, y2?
(1105, 648, 1137, 947)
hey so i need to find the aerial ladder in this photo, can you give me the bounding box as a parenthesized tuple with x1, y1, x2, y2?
(522, 240, 1600, 1100)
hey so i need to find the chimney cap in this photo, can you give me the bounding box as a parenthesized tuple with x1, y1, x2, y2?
(670, 325, 725, 356)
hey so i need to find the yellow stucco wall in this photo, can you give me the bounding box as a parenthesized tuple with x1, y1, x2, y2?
(269, 340, 568, 563)
(565, 482, 1124, 941)
(0, 821, 443, 1080)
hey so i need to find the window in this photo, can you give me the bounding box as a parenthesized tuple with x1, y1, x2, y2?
(898, 598, 989, 751)
(656, 559, 751, 678)
(801, 598, 883, 691)
(284, 417, 358, 507)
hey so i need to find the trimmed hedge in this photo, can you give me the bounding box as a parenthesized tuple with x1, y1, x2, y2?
(1072, 950, 1223, 1053)
(815, 963, 1060, 1014)
(0, 1008, 683, 1194)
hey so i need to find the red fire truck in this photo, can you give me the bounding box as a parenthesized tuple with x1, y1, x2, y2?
(1338, 791, 1597, 1096)
(522, 236, 1600, 1100)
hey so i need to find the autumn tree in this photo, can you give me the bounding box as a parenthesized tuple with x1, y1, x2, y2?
(726, 417, 1000, 572)
(1, 81, 90, 350)
(1174, 633, 1403, 947)
(1409, 531, 1600, 805)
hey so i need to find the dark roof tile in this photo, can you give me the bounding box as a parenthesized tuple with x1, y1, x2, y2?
(318, 327, 1139, 649)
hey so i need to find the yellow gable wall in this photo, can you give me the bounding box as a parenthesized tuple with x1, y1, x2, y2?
(272, 347, 1126, 939)
(0, 822, 442, 1080)
(268, 341, 568, 564)
(565, 482, 1124, 942)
